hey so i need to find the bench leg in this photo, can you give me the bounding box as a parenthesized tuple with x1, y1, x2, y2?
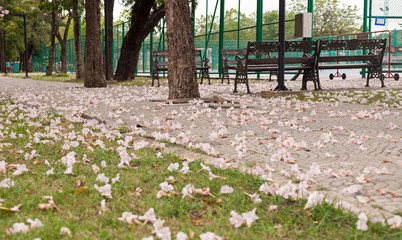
(366, 67, 385, 88)
(365, 68, 371, 87)
(316, 70, 322, 90)
(152, 70, 159, 87)
(379, 68, 385, 88)
(246, 79, 251, 94)
(222, 69, 229, 84)
(301, 70, 308, 90)
(234, 71, 249, 93)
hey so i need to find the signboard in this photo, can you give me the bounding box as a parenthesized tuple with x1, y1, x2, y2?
(375, 17, 386, 26)
(294, 13, 312, 38)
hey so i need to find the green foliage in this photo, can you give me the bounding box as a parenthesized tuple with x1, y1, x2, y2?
(0, 0, 50, 60)
(194, 8, 296, 42)
(290, 0, 361, 37)
(263, 10, 296, 40)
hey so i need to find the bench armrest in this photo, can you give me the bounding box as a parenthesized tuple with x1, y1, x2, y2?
(204, 58, 210, 68)
(235, 54, 246, 61)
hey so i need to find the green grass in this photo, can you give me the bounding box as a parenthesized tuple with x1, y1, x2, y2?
(9, 73, 78, 83)
(288, 90, 402, 108)
(0, 100, 400, 239)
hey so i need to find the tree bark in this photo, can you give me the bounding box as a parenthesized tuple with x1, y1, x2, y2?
(105, 0, 114, 79)
(27, 41, 34, 72)
(114, 1, 165, 81)
(0, 31, 4, 73)
(46, 8, 57, 76)
(55, 13, 73, 74)
(166, 0, 200, 99)
(84, 0, 106, 87)
(73, 0, 84, 80)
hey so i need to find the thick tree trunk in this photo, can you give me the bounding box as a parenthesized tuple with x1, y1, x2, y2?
(105, 0, 114, 79)
(114, 1, 165, 81)
(59, 41, 67, 73)
(73, 0, 84, 80)
(46, 10, 57, 76)
(84, 0, 106, 87)
(166, 0, 200, 99)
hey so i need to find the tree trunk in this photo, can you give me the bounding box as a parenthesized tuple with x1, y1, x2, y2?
(105, 0, 114, 79)
(59, 41, 67, 73)
(27, 41, 34, 72)
(20, 53, 24, 72)
(166, 0, 200, 99)
(0, 31, 4, 73)
(56, 14, 73, 74)
(46, 9, 57, 76)
(73, 0, 84, 80)
(84, 0, 106, 87)
(114, 1, 165, 81)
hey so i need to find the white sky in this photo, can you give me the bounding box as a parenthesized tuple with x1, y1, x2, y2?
(113, 0, 399, 30)
(113, 0, 365, 20)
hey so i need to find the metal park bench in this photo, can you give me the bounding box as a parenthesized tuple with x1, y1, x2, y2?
(221, 49, 246, 84)
(318, 39, 387, 87)
(151, 49, 210, 87)
(234, 41, 321, 94)
(221, 48, 278, 84)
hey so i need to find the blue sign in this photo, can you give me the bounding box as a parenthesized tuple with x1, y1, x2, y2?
(375, 17, 386, 26)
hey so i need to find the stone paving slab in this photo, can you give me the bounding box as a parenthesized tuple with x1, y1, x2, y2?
(0, 75, 401, 221)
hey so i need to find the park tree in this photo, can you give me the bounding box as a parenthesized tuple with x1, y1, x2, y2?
(104, 0, 114, 80)
(166, 0, 200, 99)
(40, 0, 73, 74)
(84, 0, 106, 87)
(114, 0, 165, 81)
(55, 9, 73, 73)
(262, 10, 296, 40)
(1, 0, 50, 73)
(72, 0, 84, 80)
(290, 0, 361, 37)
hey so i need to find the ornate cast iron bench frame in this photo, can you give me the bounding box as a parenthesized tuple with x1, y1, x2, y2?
(151, 50, 210, 87)
(235, 41, 321, 94)
(318, 39, 387, 87)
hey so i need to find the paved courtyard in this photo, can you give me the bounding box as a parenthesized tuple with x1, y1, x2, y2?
(1, 74, 401, 221)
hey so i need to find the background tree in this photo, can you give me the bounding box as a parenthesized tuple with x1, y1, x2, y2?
(72, 0, 84, 80)
(290, 0, 361, 37)
(55, 10, 73, 73)
(262, 10, 295, 40)
(104, 0, 114, 80)
(166, 0, 200, 99)
(84, 0, 106, 87)
(114, 0, 165, 81)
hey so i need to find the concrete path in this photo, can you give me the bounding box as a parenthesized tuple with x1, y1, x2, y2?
(1, 75, 401, 221)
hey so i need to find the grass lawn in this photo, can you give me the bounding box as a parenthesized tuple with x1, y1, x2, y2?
(288, 90, 402, 108)
(1, 99, 401, 240)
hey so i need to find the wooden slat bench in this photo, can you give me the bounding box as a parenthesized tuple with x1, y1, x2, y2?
(234, 41, 321, 93)
(318, 39, 387, 87)
(221, 48, 278, 84)
(151, 49, 210, 87)
(221, 49, 246, 84)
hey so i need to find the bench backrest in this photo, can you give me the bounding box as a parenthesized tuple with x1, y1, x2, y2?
(318, 39, 387, 63)
(246, 41, 319, 66)
(152, 50, 207, 67)
(221, 49, 246, 66)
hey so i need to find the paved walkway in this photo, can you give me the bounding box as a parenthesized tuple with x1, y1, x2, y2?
(1, 75, 401, 221)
